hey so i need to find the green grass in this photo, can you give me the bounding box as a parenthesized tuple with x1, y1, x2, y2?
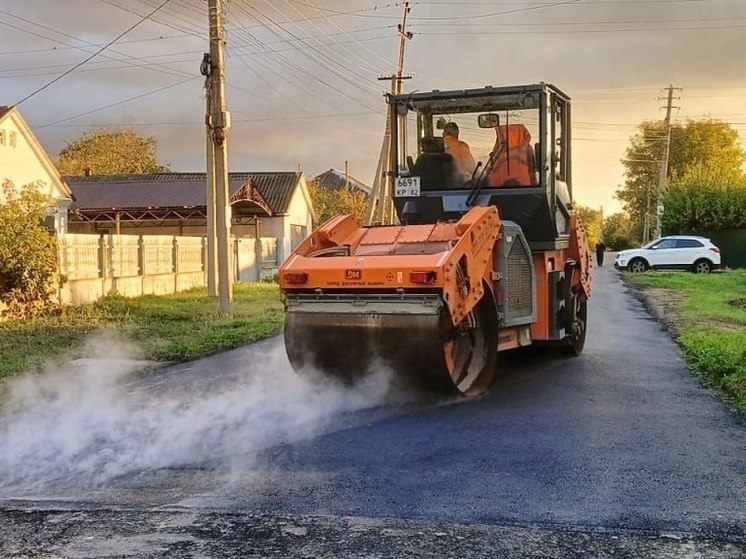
(629, 270, 746, 413)
(0, 282, 284, 380)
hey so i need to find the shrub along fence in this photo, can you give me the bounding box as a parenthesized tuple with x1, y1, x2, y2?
(58, 233, 278, 305)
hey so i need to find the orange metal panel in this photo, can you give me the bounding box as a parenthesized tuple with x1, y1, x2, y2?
(396, 224, 437, 244)
(427, 223, 458, 242)
(358, 226, 403, 246)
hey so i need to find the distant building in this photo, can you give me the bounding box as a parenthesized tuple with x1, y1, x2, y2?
(0, 105, 73, 235)
(66, 172, 316, 264)
(312, 168, 371, 195)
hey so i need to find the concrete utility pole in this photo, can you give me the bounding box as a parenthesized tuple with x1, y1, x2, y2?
(201, 54, 218, 297)
(654, 84, 681, 239)
(206, 0, 232, 315)
(365, 1, 412, 225)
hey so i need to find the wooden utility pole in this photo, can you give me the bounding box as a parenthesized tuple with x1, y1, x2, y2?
(654, 84, 681, 240)
(206, 0, 232, 315)
(365, 1, 412, 225)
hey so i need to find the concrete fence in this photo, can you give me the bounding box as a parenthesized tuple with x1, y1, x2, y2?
(58, 234, 279, 305)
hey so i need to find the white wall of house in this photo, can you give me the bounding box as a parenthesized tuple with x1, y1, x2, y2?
(274, 175, 316, 264)
(0, 110, 72, 235)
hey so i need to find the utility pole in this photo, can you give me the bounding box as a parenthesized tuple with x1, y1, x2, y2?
(344, 160, 350, 190)
(201, 53, 218, 297)
(205, 0, 232, 315)
(654, 84, 681, 239)
(366, 1, 412, 225)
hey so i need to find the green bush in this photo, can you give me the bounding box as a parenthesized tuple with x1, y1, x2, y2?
(662, 166, 746, 234)
(0, 180, 59, 320)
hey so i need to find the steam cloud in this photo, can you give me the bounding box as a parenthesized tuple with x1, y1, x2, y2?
(0, 333, 394, 492)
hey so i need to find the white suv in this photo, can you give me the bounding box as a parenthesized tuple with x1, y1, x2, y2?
(614, 236, 721, 273)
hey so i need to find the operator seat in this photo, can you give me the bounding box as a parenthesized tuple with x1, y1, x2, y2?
(412, 136, 456, 190)
(488, 124, 536, 187)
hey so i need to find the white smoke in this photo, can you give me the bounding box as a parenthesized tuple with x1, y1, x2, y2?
(0, 332, 394, 492)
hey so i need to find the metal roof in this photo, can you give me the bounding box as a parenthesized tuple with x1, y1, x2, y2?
(67, 172, 302, 215)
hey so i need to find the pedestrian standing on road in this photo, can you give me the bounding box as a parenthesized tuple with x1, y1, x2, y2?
(595, 241, 606, 267)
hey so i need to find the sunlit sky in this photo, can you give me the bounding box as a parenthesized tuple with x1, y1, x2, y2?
(2, 0, 746, 214)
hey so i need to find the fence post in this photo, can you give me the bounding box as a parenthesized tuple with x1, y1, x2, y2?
(99, 235, 108, 280)
(255, 238, 262, 281)
(172, 236, 179, 275)
(138, 235, 145, 277)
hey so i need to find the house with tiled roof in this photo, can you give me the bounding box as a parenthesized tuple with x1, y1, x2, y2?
(0, 105, 73, 235)
(312, 168, 371, 195)
(66, 172, 316, 264)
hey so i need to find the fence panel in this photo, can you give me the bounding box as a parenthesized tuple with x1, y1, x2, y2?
(176, 236, 204, 273)
(110, 234, 140, 277)
(59, 234, 100, 280)
(141, 235, 174, 275)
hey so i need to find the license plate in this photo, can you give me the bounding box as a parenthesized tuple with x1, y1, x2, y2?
(394, 176, 421, 197)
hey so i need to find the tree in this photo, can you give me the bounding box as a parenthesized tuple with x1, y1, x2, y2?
(0, 180, 59, 319)
(602, 212, 636, 251)
(615, 118, 746, 238)
(574, 204, 603, 248)
(56, 130, 171, 176)
(308, 180, 369, 224)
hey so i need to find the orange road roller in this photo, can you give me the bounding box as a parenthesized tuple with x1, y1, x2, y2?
(280, 84, 592, 396)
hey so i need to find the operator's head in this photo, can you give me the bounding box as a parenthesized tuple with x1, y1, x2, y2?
(442, 122, 460, 139)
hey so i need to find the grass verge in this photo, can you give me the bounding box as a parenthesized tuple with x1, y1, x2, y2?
(627, 270, 746, 413)
(0, 282, 284, 381)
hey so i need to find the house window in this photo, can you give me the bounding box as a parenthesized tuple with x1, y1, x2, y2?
(290, 224, 307, 250)
(0, 130, 5, 146)
(9, 131, 16, 147)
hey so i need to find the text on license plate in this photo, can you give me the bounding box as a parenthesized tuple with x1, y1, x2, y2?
(394, 176, 421, 197)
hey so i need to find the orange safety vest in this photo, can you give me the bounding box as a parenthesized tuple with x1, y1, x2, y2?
(488, 124, 535, 187)
(443, 135, 477, 178)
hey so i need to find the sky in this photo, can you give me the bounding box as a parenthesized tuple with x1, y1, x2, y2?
(2, 0, 746, 214)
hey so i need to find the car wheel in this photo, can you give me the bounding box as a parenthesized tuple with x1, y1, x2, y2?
(628, 258, 648, 273)
(692, 259, 712, 274)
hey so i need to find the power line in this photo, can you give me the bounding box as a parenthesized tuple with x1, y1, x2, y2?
(0, 5, 192, 83)
(411, 16, 746, 27)
(415, 23, 746, 35)
(0, 33, 192, 56)
(228, 3, 378, 111)
(14, 0, 172, 106)
(36, 77, 198, 128)
(409, 0, 580, 20)
(41, 110, 380, 128)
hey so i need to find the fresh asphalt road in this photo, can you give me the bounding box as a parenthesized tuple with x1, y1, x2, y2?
(0, 265, 744, 558)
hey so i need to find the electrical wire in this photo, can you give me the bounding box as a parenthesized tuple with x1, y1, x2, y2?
(36, 76, 199, 128)
(0, 7, 194, 81)
(14, 0, 172, 106)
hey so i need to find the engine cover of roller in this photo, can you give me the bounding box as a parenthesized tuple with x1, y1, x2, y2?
(279, 206, 501, 395)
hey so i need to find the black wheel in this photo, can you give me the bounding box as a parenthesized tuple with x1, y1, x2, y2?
(628, 258, 648, 273)
(563, 294, 587, 356)
(692, 259, 712, 274)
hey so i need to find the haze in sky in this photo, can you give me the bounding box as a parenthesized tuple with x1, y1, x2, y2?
(2, 0, 745, 213)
